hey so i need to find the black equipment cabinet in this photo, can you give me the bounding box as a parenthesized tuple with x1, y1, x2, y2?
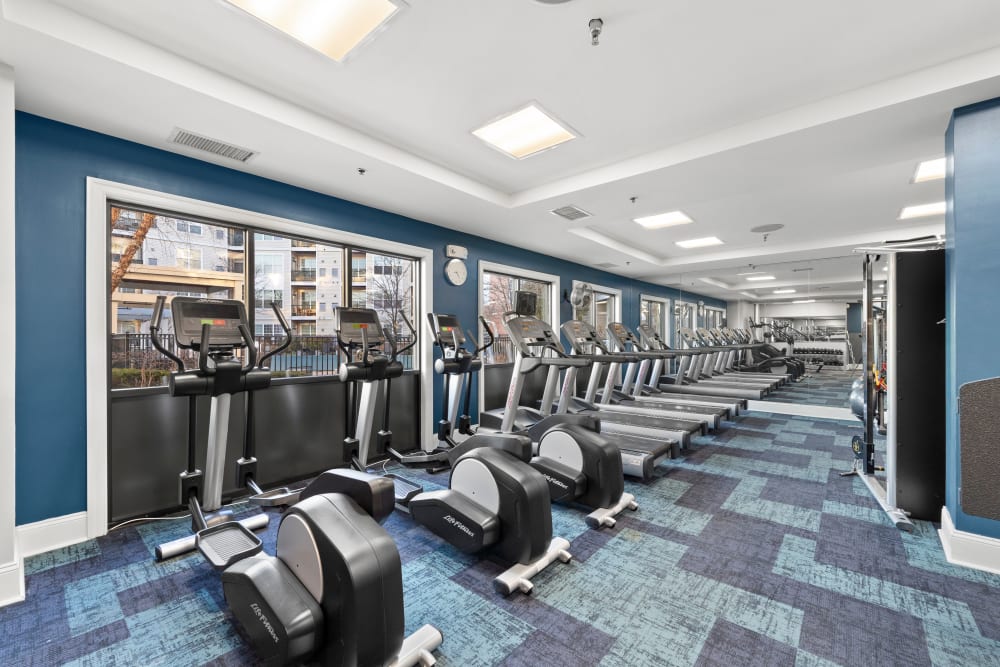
(890, 249, 946, 520)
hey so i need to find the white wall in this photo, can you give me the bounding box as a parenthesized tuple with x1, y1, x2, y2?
(727, 300, 756, 331)
(0, 62, 22, 605)
(760, 301, 847, 319)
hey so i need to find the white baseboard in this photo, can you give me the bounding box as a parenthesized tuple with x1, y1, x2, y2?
(938, 506, 1000, 576)
(0, 556, 24, 608)
(16, 512, 89, 558)
(746, 400, 856, 422)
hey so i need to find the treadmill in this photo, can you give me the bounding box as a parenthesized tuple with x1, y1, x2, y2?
(560, 320, 727, 430)
(676, 328, 780, 393)
(626, 326, 766, 400)
(632, 323, 745, 416)
(701, 327, 794, 383)
(479, 315, 676, 479)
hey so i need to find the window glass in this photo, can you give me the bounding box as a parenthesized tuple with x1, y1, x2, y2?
(575, 288, 617, 339)
(110, 206, 423, 387)
(109, 205, 245, 389)
(255, 234, 345, 375)
(481, 270, 552, 364)
(641, 298, 667, 342)
(349, 250, 418, 369)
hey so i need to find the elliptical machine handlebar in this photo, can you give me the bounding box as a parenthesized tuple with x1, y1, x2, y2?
(150, 295, 185, 372)
(257, 301, 291, 369)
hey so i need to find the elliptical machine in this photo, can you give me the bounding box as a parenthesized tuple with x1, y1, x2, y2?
(334, 307, 573, 595)
(479, 314, 637, 529)
(149, 296, 442, 666)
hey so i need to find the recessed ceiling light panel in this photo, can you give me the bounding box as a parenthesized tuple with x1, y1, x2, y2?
(773, 289, 796, 294)
(225, 0, 404, 62)
(746, 275, 775, 282)
(899, 201, 946, 220)
(793, 299, 816, 304)
(912, 158, 946, 184)
(634, 211, 694, 229)
(675, 236, 724, 249)
(473, 104, 577, 159)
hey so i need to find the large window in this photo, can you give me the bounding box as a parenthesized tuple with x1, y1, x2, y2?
(573, 282, 620, 344)
(109, 204, 422, 388)
(705, 307, 726, 331)
(675, 301, 697, 342)
(349, 250, 418, 369)
(109, 205, 246, 389)
(480, 264, 556, 365)
(640, 295, 669, 345)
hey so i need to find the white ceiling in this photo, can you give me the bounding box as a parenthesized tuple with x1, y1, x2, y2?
(2, 0, 996, 303)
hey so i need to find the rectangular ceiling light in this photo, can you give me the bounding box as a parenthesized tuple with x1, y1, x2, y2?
(746, 275, 775, 282)
(912, 158, 946, 184)
(793, 299, 816, 304)
(473, 104, 576, 159)
(773, 289, 796, 294)
(634, 211, 694, 230)
(225, 0, 402, 62)
(675, 236, 724, 249)
(898, 201, 946, 220)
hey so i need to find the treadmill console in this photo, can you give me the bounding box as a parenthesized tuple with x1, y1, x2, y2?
(560, 320, 606, 354)
(169, 297, 248, 349)
(636, 323, 666, 350)
(427, 313, 465, 348)
(333, 307, 386, 344)
(678, 328, 701, 348)
(607, 322, 642, 348)
(503, 316, 561, 353)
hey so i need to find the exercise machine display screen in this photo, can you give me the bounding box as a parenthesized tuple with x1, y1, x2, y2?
(170, 297, 248, 348)
(335, 308, 385, 343)
(429, 314, 465, 346)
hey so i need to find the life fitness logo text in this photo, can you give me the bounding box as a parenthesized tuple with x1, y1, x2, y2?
(443, 515, 475, 538)
(251, 602, 280, 644)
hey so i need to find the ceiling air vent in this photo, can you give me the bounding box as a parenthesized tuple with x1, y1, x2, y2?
(550, 205, 592, 221)
(594, 262, 616, 269)
(168, 128, 258, 163)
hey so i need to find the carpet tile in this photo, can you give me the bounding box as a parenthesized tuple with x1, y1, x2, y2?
(2, 407, 999, 666)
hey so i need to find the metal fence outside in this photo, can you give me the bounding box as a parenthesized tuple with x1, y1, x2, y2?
(110, 333, 415, 389)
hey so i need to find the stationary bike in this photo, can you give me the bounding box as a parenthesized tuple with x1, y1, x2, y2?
(150, 296, 442, 666)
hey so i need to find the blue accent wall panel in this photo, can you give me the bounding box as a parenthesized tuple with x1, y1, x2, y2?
(945, 100, 1000, 539)
(14, 112, 724, 524)
(845, 302, 862, 333)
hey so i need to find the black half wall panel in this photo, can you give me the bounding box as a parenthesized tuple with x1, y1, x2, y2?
(483, 363, 549, 412)
(109, 374, 420, 522)
(959, 377, 1000, 521)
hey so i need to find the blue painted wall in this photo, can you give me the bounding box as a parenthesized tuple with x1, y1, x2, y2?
(944, 99, 1000, 539)
(14, 112, 725, 524)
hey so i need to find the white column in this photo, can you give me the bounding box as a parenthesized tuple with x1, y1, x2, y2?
(0, 62, 22, 607)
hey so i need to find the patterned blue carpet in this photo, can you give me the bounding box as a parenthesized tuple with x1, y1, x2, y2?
(763, 370, 862, 407)
(3, 412, 999, 666)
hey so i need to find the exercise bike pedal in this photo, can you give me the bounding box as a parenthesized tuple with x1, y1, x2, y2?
(248, 486, 304, 507)
(385, 473, 423, 509)
(196, 522, 263, 570)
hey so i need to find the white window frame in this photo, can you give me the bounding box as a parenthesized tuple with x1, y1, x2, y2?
(478, 260, 560, 413)
(571, 280, 622, 329)
(639, 293, 670, 346)
(86, 178, 434, 541)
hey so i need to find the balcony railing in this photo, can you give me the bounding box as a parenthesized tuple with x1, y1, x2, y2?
(110, 333, 415, 389)
(291, 268, 317, 281)
(292, 305, 317, 317)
